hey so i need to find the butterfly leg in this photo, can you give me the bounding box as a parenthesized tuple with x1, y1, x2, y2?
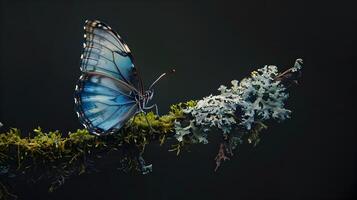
(127, 109, 154, 132)
(128, 112, 138, 127)
(143, 104, 159, 116)
(139, 109, 158, 133)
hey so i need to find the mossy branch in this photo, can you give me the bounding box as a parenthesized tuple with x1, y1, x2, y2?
(0, 101, 197, 198)
(0, 59, 302, 199)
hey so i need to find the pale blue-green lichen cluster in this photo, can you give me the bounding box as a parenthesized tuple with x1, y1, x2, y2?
(174, 59, 302, 145)
(236, 65, 291, 129)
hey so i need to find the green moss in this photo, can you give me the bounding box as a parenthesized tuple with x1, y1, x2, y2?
(169, 100, 197, 117)
(0, 100, 199, 195)
(0, 100, 266, 197)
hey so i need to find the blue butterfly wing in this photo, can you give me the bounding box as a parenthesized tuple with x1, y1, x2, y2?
(75, 20, 145, 135)
(75, 74, 139, 135)
(81, 20, 143, 92)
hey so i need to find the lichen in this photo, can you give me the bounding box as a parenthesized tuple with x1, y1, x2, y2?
(172, 59, 302, 169)
(174, 63, 296, 143)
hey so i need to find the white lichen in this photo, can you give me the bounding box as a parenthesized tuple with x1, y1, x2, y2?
(174, 121, 208, 144)
(174, 60, 302, 144)
(185, 91, 240, 134)
(292, 58, 303, 72)
(235, 65, 291, 130)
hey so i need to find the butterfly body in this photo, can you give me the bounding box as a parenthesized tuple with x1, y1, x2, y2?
(74, 20, 158, 135)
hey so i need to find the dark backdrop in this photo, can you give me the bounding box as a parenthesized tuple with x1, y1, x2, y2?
(1, 0, 356, 199)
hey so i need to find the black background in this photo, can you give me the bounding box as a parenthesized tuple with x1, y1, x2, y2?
(1, 0, 356, 199)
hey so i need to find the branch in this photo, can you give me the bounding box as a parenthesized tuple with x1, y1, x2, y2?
(0, 59, 303, 197)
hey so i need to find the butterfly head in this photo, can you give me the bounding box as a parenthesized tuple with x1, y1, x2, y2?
(144, 89, 154, 101)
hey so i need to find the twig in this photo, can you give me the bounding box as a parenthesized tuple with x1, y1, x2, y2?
(214, 143, 231, 171)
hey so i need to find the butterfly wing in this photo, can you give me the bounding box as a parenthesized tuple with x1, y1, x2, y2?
(75, 20, 142, 135)
(75, 74, 139, 135)
(81, 20, 143, 92)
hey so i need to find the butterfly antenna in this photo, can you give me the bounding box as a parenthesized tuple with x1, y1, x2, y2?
(149, 69, 175, 90)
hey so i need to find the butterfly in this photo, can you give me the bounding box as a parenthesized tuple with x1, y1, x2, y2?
(74, 20, 170, 135)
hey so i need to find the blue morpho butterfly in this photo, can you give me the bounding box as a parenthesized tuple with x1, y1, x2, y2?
(74, 20, 171, 135)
